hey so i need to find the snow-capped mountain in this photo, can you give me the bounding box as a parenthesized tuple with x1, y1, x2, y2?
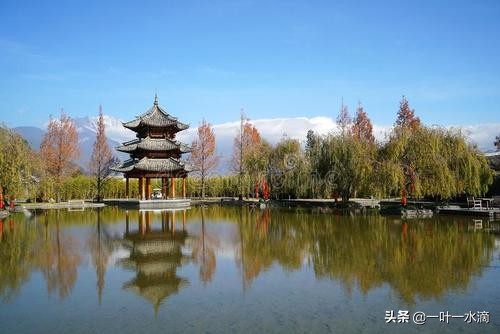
(14, 114, 499, 174)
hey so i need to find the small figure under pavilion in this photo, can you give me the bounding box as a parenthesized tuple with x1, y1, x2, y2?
(112, 95, 192, 200)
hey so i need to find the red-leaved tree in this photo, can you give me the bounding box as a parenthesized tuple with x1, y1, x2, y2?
(351, 102, 375, 144)
(395, 96, 421, 130)
(40, 111, 80, 201)
(190, 119, 219, 198)
(89, 106, 117, 202)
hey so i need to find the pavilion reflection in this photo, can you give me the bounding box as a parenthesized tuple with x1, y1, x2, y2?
(120, 209, 189, 314)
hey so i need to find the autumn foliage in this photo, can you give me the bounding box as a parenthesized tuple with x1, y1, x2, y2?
(232, 112, 262, 198)
(40, 112, 80, 201)
(190, 119, 219, 198)
(89, 106, 117, 201)
(395, 96, 421, 130)
(351, 103, 375, 144)
(336, 101, 351, 134)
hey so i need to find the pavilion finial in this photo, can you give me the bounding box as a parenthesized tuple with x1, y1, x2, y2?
(154, 92, 158, 106)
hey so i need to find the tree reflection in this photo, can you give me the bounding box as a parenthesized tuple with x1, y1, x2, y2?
(231, 207, 495, 304)
(191, 209, 219, 284)
(36, 211, 81, 299)
(87, 208, 116, 304)
(0, 206, 497, 308)
(0, 218, 38, 301)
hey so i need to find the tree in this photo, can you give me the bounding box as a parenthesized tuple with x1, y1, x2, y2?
(190, 119, 219, 198)
(336, 100, 351, 134)
(89, 106, 117, 202)
(232, 111, 261, 199)
(494, 135, 500, 151)
(395, 96, 420, 130)
(314, 134, 372, 203)
(244, 140, 272, 197)
(377, 126, 492, 199)
(351, 103, 375, 144)
(40, 112, 80, 202)
(305, 130, 318, 155)
(267, 138, 307, 199)
(0, 126, 39, 199)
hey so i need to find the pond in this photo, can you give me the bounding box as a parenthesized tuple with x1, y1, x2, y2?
(0, 206, 499, 333)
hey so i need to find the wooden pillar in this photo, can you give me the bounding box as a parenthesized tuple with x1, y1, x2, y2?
(161, 178, 165, 199)
(182, 177, 186, 198)
(125, 177, 129, 199)
(171, 177, 176, 198)
(145, 178, 151, 200)
(138, 177, 144, 200)
(167, 177, 170, 199)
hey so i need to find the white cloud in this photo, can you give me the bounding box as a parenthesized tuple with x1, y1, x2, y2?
(103, 114, 500, 170)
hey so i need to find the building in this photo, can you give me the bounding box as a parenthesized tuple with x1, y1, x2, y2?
(112, 95, 192, 200)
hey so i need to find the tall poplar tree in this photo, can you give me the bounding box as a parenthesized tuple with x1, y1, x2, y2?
(232, 111, 261, 199)
(190, 119, 219, 198)
(89, 106, 116, 202)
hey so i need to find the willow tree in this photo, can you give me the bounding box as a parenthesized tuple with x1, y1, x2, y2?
(0, 126, 39, 199)
(266, 138, 308, 199)
(244, 139, 271, 198)
(190, 119, 219, 198)
(315, 134, 372, 203)
(309, 103, 374, 202)
(40, 112, 80, 202)
(378, 126, 492, 199)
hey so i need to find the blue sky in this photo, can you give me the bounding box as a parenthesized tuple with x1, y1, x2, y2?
(0, 0, 499, 128)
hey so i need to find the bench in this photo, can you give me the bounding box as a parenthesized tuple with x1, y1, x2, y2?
(68, 199, 85, 206)
(467, 197, 482, 210)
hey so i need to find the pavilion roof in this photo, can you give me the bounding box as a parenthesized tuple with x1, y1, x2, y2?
(123, 275, 188, 314)
(116, 136, 191, 153)
(111, 157, 193, 173)
(123, 96, 189, 131)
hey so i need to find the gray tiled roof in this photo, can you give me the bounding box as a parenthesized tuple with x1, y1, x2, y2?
(123, 104, 189, 131)
(112, 157, 193, 173)
(116, 136, 191, 153)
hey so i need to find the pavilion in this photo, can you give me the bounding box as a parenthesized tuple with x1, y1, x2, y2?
(112, 95, 192, 207)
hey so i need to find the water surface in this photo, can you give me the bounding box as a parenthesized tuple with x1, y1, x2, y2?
(0, 206, 499, 333)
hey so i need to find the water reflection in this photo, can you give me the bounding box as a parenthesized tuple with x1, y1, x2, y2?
(119, 210, 189, 314)
(190, 209, 219, 284)
(0, 206, 497, 309)
(87, 208, 116, 304)
(37, 211, 81, 299)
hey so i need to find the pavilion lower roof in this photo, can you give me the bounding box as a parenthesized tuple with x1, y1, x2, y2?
(111, 157, 193, 174)
(123, 276, 188, 309)
(116, 136, 191, 153)
(123, 104, 189, 131)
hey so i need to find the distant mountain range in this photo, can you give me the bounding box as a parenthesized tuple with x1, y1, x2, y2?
(13, 116, 132, 172)
(12, 114, 499, 174)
